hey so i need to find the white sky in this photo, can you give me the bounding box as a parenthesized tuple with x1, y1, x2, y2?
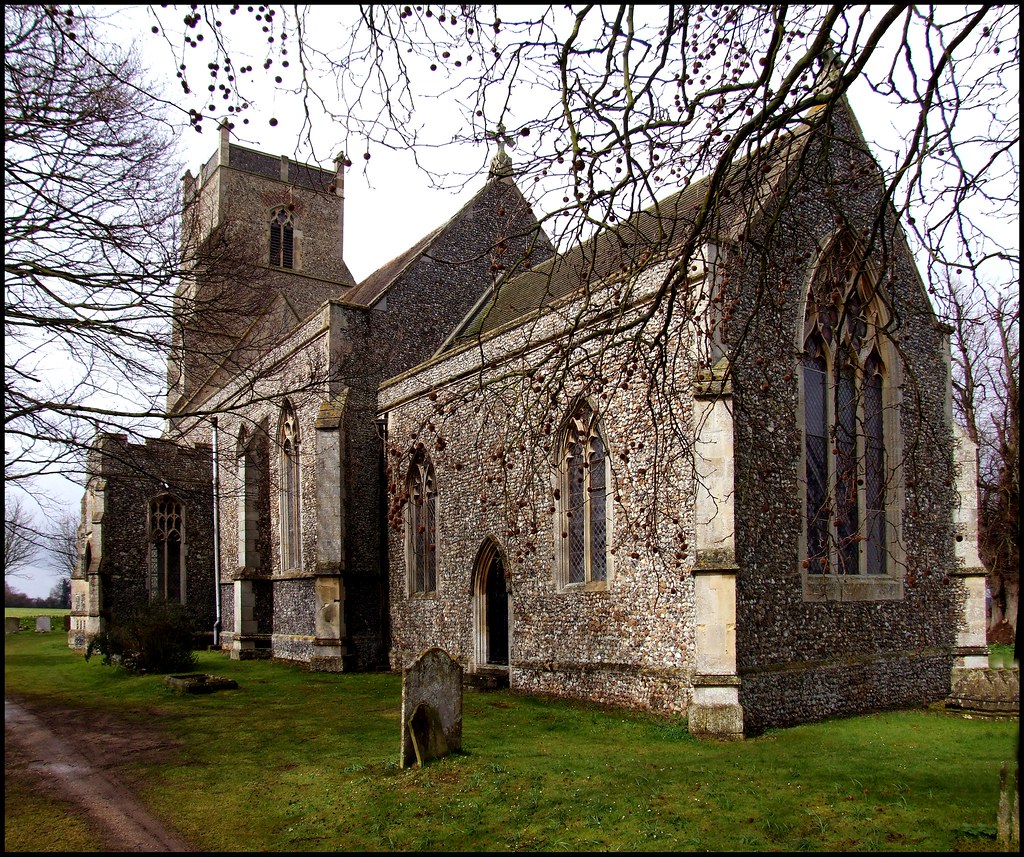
(9, 5, 1017, 598)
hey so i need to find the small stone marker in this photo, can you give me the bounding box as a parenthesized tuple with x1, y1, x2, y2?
(400, 647, 463, 769)
(5, 617, 21, 634)
(35, 616, 52, 632)
(163, 674, 239, 694)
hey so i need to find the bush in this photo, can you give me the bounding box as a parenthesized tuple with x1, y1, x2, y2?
(85, 601, 197, 674)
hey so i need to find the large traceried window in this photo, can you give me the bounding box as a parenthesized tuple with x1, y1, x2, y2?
(279, 403, 302, 571)
(559, 401, 610, 589)
(269, 207, 295, 269)
(407, 452, 437, 594)
(150, 495, 185, 603)
(801, 238, 894, 582)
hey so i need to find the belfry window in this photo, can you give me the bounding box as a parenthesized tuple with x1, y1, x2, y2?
(150, 495, 185, 603)
(559, 401, 610, 588)
(801, 239, 892, 577)
(407, 452, 437, 594)
(280, 403, 302, 571)
(269, 208, 295, 269)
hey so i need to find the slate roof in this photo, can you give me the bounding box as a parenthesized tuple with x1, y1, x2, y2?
(452, 125, 814, 344)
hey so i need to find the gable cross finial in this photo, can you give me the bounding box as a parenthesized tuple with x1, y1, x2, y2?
(488, 122, 514, 180)
(817, 39, 843, 93)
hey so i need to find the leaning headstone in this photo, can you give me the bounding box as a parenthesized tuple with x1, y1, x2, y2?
(5, 617, 21, 634)
(400, 647, 463, 769)
(35, 616, 52, 633)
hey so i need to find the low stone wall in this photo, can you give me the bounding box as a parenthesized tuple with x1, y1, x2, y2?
(739, 653, 954, 735)
(946, 666, 1019, 714)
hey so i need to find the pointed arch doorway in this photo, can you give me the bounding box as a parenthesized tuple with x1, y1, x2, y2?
(472, 538, 509, 671)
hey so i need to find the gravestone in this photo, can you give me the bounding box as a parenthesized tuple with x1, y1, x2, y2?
(400, 647, 463, 769)
(6, 617, 21, 634)
(35, 616, 51, 633)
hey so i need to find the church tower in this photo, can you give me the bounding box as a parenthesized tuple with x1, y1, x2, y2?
(167, 123, 355, 416)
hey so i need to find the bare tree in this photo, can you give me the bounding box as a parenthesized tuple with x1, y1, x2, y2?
(3, 5, 290, 487)
(4, 3, 1017, 624)
(981, 294, 1020, 643)
(8, 7, 1016, 476)
(4, 493, 45, 579)
(49, 511, 82, 580)
(4, 5, 178, 482)
(151, 6, 1017, 289)
(154, 8, 1020, 523)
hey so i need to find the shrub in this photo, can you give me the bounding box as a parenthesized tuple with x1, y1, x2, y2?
(85, 601, 197, 674)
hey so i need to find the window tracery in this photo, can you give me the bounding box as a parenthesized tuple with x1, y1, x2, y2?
(269, 207, 295, 269)
(150, 494, 185, 603)
(280, 404, 302, 571)
(559, 401, 610, 588)
(801, 239, 892, 578)
(407, 452, 437, 594)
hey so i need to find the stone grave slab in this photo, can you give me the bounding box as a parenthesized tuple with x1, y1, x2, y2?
(400, 647, 463, 768)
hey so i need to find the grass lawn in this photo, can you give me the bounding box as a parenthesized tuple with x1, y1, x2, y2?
(5, 630, 1018, 852)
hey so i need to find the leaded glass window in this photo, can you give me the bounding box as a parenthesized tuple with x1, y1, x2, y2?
(408, 453, 437, 594)
(269, 208, 295, 269)
(150, 495, 184, 603)
(561, 402, 610, 587)
(801, 239, 890, 577)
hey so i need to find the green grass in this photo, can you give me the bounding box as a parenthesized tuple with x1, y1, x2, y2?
(4, 778, 103, 853)
(5, 608, 69, 633)
(5, 631, 1018, 852)
(988, 643, 1017, 668)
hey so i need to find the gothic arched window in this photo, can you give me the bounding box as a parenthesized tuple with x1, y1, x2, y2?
(559, 401, 610, 588)
(280, 404, 302, 571)
(801, 238, 892, 578)
(407, 452, 437, 594)
(150, 494, 185, 603)
(269, 207, 295, 269)
(237, 426, 265, 572)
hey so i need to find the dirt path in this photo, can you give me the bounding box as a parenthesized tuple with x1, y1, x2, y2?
(5, 697, 195, 851)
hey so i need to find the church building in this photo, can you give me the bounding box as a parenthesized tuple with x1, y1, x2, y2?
(70, 96, 989, 738)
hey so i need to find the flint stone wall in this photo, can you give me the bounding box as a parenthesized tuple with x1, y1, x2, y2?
(70, 433, 215, 649)
(725, 103, 961, 732)
(382, 260, 704, 714)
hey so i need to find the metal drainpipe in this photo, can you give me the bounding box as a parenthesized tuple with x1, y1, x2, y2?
(211, 417, 223, 648)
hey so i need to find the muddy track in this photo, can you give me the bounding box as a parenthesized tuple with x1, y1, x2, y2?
(5, 697, 195, 852)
